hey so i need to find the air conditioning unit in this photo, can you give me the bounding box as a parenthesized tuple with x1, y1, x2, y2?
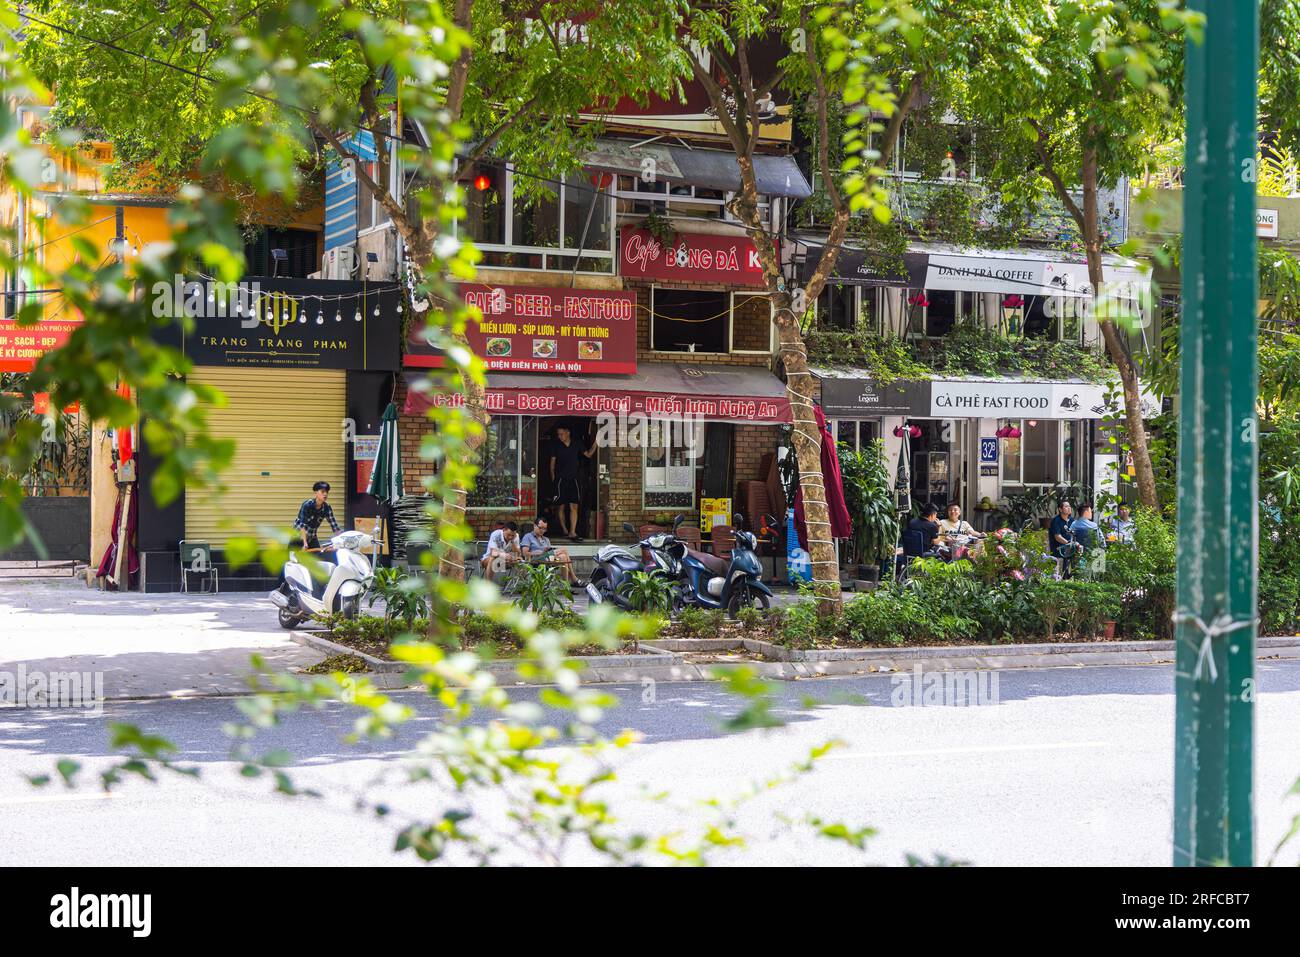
(363, 229, 398, 281)
(322, 244, 357, 280)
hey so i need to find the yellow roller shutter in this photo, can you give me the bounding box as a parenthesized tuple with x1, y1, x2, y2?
(185, 367, 347, 546)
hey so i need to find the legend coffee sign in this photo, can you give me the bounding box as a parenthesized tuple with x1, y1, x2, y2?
(405, 283, 638, 374)
(619, 226, 768, 286)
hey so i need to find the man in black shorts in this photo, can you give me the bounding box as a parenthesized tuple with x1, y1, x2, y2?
(550, 425, 594, 541)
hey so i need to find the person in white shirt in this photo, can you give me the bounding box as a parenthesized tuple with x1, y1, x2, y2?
(938, 503, 983, 539)
(479, 522, 521, 581)
(1107, 504, 1136, 544)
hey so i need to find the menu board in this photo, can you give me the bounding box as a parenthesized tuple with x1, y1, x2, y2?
(405, 283, 638, 374)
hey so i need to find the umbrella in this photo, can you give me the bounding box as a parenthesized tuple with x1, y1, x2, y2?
(366, 401, 404, 555)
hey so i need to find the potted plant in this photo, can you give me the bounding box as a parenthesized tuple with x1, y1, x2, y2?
(837, 438, 899, 584)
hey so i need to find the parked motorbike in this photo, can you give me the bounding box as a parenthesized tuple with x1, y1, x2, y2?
(667, 513, 772, 617)
(270, 530, 375, 629)
(585, 521, 679, 610)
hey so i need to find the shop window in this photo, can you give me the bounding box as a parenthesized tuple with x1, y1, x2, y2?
(730, 293, 772, 353)
(832, 419, 881, 453)
(1001, 419, 1059, 486)
(468, 416, 538, 510)
(458, 166, 613, 271)
(643, 419, 704, 509)
(1022, 294, 1061, 340)
(651, 289, 729, 353)
(817, 284, 856, 331)
(925, 289, 959, 337)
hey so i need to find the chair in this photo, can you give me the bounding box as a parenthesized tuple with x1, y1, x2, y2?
(638, 524, 667, 564)
(901, 529, 928, 557)
(675, 524, 702, 551)
(180, 541, 219, 593)
(711, 525, 736, 561)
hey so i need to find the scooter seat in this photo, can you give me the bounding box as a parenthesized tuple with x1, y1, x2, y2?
(687, 547, 728, 577)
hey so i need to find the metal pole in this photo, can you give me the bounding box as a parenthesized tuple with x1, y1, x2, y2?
(1174, 0, 1259, 867)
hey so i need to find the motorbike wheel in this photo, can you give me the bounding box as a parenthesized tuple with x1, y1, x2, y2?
(726, 584, 770, 619)
(278, 606, 303, 630)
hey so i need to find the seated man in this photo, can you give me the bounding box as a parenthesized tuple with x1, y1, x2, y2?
(479, 521, 521, 582)
(520, 517, 578, 586)
(905, 504, 943, 558)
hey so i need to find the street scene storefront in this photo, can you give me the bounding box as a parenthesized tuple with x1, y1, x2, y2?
(401, 277, 792, 544)
(136, 276, 402, 591)
(816, 371, 1118, 527)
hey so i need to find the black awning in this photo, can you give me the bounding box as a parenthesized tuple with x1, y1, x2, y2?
(796, 242, 930, 288)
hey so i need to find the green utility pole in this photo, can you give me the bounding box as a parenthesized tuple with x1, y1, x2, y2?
(1174, 0, 1259, 867)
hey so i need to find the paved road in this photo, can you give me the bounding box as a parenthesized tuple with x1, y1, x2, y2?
(3, 660, 1299, 866)
(0, 578, 324, 697)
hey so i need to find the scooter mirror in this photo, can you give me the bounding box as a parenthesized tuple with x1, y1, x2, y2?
(622, 522, 637, 534)
(673, 515, 684, 530)
(733, 512, 745, 529)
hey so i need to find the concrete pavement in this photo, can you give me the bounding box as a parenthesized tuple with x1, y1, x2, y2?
(0, 577, 325, 698)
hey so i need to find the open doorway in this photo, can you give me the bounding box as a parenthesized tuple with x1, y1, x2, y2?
(908, 419, 968, 514)
(536, 417, 599, 540)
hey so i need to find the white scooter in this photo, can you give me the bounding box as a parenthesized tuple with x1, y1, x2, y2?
(269, 530, 375, 629)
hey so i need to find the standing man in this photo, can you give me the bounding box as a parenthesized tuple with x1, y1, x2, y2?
(295, 481, 341, 553)
(550, 424, 595, 542)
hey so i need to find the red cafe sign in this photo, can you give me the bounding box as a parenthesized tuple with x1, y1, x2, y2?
(0, 317, 82, 373)
(405, 283, 637, 374)
(405, 384, 791, 424)
(619, 226, 768, 287)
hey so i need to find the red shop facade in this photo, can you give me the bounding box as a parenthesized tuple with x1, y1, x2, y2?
(401, 233, 791, 544)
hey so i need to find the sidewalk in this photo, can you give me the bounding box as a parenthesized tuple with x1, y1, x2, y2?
(0, 577, 325, 698)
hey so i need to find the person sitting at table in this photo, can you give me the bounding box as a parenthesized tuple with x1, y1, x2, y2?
(939, 503, 984, 540)
(906, 504, 943, 558)
(1071, 503, 1106, 578)
(479, 521, 521, 582)
(520, 516, 578, 587)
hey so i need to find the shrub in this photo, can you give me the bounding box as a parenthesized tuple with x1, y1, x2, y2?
(366, 567, 430, 627)
(1102, 507, 1176, 638)
(507, 562, 570, 614)
(676, 606, 726, 640)
(1259, 574, 1300, 634)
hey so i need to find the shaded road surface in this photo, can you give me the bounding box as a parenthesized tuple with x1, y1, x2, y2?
(2, 661, 1299, 866)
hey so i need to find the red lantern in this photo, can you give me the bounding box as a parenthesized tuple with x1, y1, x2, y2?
(473, 173, 492, 192)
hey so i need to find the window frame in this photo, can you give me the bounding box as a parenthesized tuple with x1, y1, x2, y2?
(641, 418, 705, 509)
(466, 415, 538, 512)
(457, 164, 616, 272)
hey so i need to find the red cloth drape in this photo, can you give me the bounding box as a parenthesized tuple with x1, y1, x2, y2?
(96, 480, 139, 589)
(794, 404, 853, 551)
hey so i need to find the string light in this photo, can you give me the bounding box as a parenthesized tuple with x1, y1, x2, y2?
(354, 309, 362, 322)
(373, 306, 380, 317)
(334, 311, 342, 322)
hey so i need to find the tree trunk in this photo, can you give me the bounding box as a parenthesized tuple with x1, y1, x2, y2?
(774, 299, 842, 610)
(1080, 147, 1159, 509)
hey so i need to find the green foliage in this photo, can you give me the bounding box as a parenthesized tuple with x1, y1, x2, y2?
(838, 438, 899, 567)
(505, 562, 570, 614)
(621, 570, 676, 615)
(806, 321, 1110, 385)
(366, 567, 431, 628)
(675, 607, 726, 641)
(1101, 507, 1177, 639)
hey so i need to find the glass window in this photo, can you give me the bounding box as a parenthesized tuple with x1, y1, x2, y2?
(468, 416, 537, 509)
(1021, 419, 1059, 485)
(925, 289, 959, 337)
(563, 173, 611, 251)
(817, 284, 856, 330)
(464, 166, 507, 245)
(644, 419, 703, 509)
(651, 289, 729, 353)
(512, 189, 560, 249)
(1001, 427, 1022, 483)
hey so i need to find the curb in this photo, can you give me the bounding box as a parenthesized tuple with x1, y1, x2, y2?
(286, 630, 1300, 686)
